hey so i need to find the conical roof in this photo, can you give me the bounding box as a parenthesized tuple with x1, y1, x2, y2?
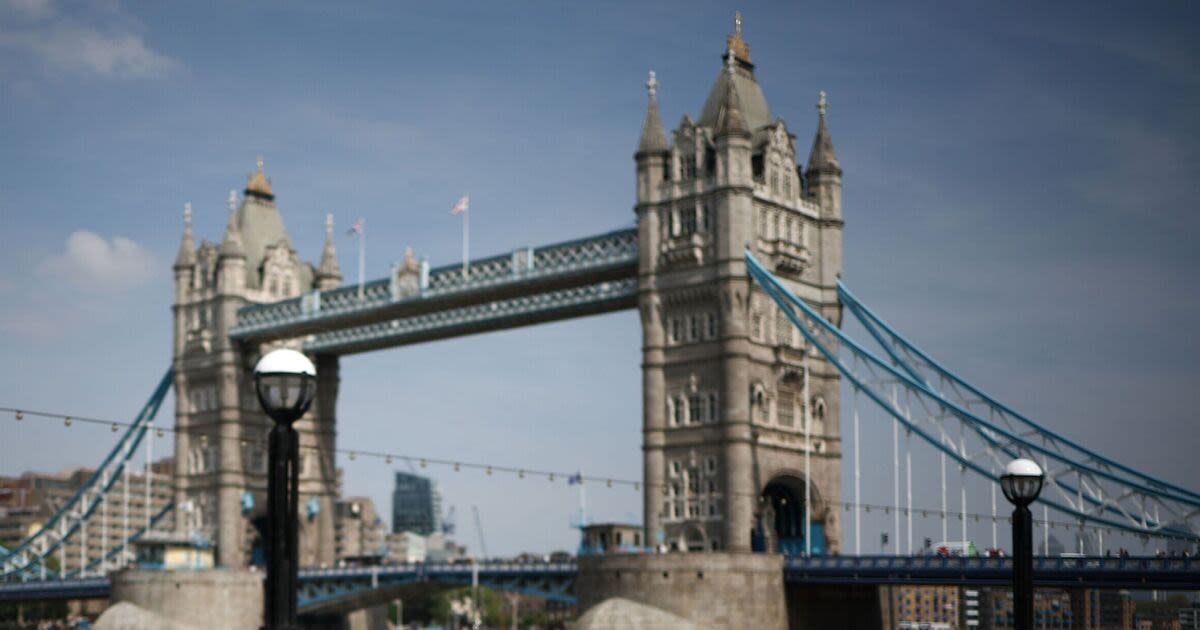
(806, 91, 841, 175)
(699, 15, 771, 132)
(714, 53, 749, 137)
(317, 214, 341, 281)
(220, 190, 246, 259)
(174, 203, 196, 268)
(637, 71, 669, 155)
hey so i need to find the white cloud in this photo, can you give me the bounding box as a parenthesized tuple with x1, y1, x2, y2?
(0, 0, 181, 80)
(37, 230, 159, 291)
(0, 22, 180, 79)
(1, 0, 55, 19)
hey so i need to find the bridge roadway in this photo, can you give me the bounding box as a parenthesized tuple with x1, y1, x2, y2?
(2, 556, 1196, 610)
(229, 228, 639, 355)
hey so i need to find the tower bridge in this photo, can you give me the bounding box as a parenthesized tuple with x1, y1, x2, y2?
(2, 14, 1198, 629)
(162, 16, 848, 570)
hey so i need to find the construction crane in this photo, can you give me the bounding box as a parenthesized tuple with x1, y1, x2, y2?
(472, 505, 488, 559)
(442, 505, 457, 536)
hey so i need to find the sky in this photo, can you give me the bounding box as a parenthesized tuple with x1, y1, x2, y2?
(0, 1, 1197, 558)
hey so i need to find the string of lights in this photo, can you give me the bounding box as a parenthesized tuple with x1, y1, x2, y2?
(3, 405, 1191, 543)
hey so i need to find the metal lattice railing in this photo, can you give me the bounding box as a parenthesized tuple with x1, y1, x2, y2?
(231, 229, 639, 341)
(305, 278, 639, 354)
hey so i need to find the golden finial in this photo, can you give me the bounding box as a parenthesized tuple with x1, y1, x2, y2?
(726, 11, 751, 63)
(245, 156, 273, 197)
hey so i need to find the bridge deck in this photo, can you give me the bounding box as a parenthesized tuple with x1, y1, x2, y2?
(4, 556, 1197, 607)
(229, 229, 639, 354)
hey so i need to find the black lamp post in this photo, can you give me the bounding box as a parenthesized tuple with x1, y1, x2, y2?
(1001, 458, 1044, 630)
(254, 349, 316, 630)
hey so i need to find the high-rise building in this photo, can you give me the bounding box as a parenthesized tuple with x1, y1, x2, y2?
(391, 472, 441, 536)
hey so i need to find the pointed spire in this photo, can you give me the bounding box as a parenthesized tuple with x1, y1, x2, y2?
(636, 70, 669, 155)
(806, 90, 841, 175)
(715, 50, 748, 137)
(220, 189, 246, 258)
(174, 202, 196, 268)
(317, 213, 342, 284)
(726, 11, 751, 64)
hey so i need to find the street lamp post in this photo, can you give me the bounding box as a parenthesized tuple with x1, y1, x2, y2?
(254, 349, 317, 630)
(1001, 458, 1044, 630)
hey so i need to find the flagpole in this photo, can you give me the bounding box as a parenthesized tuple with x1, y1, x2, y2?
(462, 195, 469, 280)
(358, 219, 366, 301)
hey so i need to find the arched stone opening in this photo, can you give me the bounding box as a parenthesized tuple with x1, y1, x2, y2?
(753, 475, 826, 556)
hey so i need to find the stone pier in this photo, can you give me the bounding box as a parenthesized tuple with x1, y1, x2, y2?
(576, 552, 786, 630)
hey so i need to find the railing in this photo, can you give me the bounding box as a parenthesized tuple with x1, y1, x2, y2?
(230, 228, 639, 341)
(783, 555, 1200, 588)
(5, 555, 1198, 603)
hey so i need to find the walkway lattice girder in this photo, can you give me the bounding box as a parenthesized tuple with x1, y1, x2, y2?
(230, 229, 639, 346)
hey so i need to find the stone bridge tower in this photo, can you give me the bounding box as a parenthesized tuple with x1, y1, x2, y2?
(635, 19, 844, 554)
(171, 160, 343, 568)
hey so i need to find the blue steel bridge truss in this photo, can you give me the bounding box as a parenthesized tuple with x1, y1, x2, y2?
(0, 372, 173, 581)
(745, 251, 1200, 544)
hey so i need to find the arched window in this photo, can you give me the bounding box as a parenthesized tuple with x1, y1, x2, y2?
(689, 393, 702, 424)
(674, 395, 687, 426)
(707, 392, 719, 423)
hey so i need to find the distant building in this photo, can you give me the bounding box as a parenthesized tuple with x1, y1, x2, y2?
(0, 460, 174, 572)
(334, 496, 388, 563)
(891, 585, 961, 629)
(579, 523, 643, 555)
(391, 472, 441, 536)
(1080, 589, 1134, 629)
(989, 588, 1077, 629)
(383, 530, 465, 564)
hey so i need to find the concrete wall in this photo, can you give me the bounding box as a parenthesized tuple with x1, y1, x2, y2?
(576, 552, 786, 630)
(111, 569, 262, 630)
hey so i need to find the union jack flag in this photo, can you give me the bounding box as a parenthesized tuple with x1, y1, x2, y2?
(450, 195, 469, 215)
(346, 218, 364, 236)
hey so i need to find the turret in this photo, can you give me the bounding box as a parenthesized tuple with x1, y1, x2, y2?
(806, 91, 844, 290)
(174, 202, 196, 298)
(218, 189, 246, 295)
(714, 49, 752, 191)
(635, 70, 669, 206)
(316, 213, 342, 291)
(805, 91, 842, 220)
